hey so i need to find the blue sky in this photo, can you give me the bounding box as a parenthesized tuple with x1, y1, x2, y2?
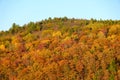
(0, 0, 120, 31)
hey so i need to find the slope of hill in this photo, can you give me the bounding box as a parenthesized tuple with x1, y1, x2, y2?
(0, 17, 120, 80)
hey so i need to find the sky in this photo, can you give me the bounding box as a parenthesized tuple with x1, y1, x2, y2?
(0, 0, 120, 31)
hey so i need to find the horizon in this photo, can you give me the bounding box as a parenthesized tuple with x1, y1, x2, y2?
(0, 0, 120, 31)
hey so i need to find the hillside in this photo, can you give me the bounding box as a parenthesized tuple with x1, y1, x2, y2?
(0, 17, 120, 80)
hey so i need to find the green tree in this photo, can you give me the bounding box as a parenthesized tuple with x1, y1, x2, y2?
(9, 23, 21, 34)
(27, 22, 36, 32)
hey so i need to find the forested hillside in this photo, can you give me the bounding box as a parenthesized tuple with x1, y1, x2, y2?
(0, 17, 120, 80)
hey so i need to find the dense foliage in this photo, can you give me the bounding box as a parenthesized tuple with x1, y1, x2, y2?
(0, 17, 120, 80)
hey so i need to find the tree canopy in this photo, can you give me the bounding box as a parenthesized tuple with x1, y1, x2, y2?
(0, 17, 120, 80)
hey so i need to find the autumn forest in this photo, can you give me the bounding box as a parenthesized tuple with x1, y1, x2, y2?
(0, 17, 120, 80)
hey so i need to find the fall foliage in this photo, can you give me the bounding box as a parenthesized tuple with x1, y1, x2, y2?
(0, 17, 120, 80)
